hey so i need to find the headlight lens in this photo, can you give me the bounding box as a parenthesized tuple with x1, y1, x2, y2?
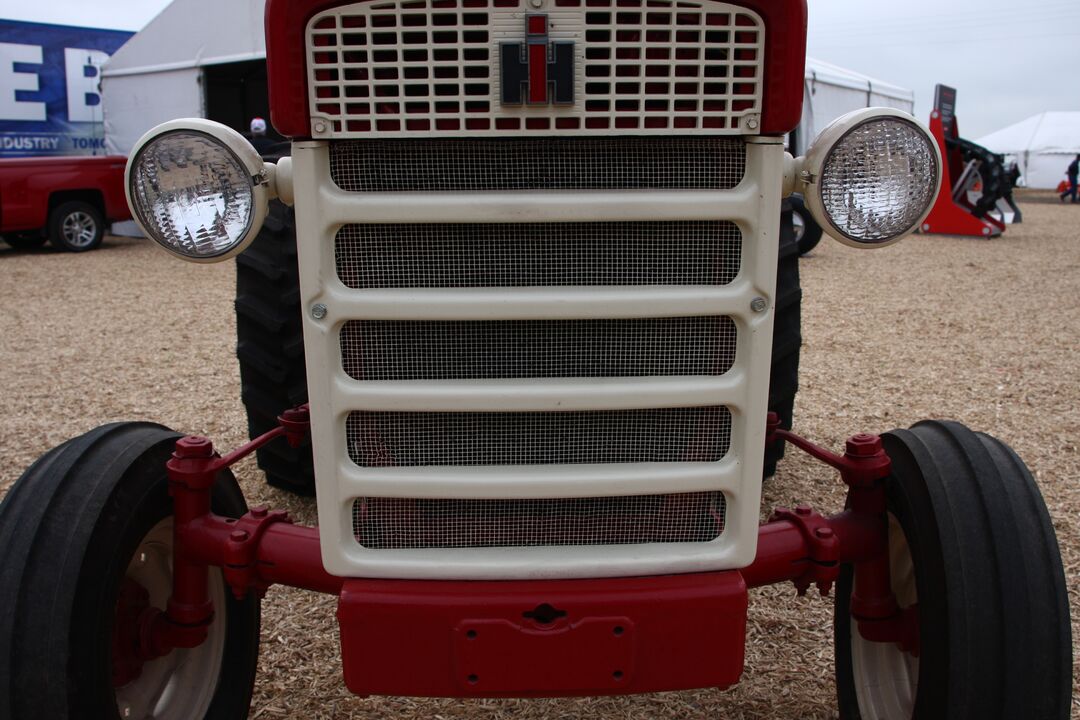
(128, 126, 262, 261)
(818, 118, 938, 243)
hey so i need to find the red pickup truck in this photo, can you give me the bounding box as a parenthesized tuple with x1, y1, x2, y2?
(0, 155, 131, 252)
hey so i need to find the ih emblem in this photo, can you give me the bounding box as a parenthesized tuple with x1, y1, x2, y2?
(500, 15, 574, 105)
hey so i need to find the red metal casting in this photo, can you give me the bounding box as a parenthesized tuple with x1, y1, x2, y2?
(337, 573, 748, 698)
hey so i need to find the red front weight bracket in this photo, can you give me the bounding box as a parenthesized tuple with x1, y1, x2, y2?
(767, 505, 839, 597)
(760, 413, 919, 654)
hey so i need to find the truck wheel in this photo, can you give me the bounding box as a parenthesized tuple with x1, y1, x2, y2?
(0, 423, 260, 720)
(49, 200, 104, 252)
(3, 232, 46, 250)
(789, 195, 822, 256)
(235, 200, 315, 495)
(834, 421, 1070, 719)
(764, 199, 802, 478)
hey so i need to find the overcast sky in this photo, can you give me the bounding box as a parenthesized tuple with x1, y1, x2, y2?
(2, 0, 1077, 137)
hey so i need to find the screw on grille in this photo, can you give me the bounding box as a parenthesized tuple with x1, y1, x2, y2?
(751, 297, 768, 313)
(311, 303, 328, 320)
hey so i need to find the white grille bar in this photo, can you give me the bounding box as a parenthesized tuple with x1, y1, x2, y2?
(329, 373, 747, 411)
(308, 283, 756, 321)
(336, 457, 741, 499)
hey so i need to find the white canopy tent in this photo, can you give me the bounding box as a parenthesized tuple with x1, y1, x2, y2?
(101, 0, 265, 156)
(793, 58, 915, 155)
(976, 112, 1080, 190)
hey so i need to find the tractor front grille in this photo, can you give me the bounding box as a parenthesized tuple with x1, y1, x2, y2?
(352, 492, 727, 549)
(306, 0, 764, 137)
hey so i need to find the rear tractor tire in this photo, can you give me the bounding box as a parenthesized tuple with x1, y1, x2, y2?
(0, 423, 260, 720)
(834, 420, 1070, 719)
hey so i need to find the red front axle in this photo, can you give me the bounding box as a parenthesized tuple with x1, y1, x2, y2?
(115, 407, 919, 695)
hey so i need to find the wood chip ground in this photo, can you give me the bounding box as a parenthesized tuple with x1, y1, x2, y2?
(1, 191, 1077, 718)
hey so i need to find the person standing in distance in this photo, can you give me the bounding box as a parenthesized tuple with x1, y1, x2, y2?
(248, 117, 279, 157)
(1062, 154, 1080, 203)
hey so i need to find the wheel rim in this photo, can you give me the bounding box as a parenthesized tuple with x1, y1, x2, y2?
(850, 513, 919, 720)
(114, 519, 226, 720)
(791, 211, 806, 242)
(62, 211, 98, 248)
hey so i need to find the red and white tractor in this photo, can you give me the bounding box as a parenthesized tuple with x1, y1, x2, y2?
(0, 1, 1070, 718)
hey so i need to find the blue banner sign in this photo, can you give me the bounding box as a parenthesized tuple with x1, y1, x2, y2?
(0, 20, 132, 157)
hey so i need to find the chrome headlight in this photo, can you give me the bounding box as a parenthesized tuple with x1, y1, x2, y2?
(126, 119, 271, 262)
(798, 108, 942, 248)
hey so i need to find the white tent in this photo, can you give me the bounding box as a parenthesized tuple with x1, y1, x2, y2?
(976, 112, 1080, 190)
(101, 0, 265, 156)
(794, 58, 914, 155)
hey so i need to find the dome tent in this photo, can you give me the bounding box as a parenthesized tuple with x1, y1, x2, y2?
(975, 112, 1080, 190)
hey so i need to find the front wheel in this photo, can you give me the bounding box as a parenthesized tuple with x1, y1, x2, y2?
(834, 421, 1071, 719)
(0, 423, 260, 719)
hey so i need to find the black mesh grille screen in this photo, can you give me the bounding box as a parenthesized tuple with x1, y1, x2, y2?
(347, 407, 731, 467)
(335, 221, 741, 288)
(340, 316, 737, 380)
(352, 492, 726, 549)
(329, 136, 745, 191)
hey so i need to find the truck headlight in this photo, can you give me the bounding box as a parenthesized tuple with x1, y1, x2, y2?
(798, 108, 941, 248)
(126, 119, 271, 262)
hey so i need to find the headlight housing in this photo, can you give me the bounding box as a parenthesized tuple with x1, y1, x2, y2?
(799, 108, 942, 248)
(126, 119, 271, 262)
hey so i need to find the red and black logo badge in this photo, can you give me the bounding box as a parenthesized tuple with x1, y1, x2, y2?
(500, 15, 574, 105)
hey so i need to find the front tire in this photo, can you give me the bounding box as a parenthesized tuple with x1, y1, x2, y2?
(834, 421, 1071, 719)
(49, 200, 104, 252)
(0, 423, 260, 719)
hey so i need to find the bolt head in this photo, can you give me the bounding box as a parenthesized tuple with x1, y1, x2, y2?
(175, 436, 214, 459)
(251, 506, 268, 519)
(230, 530, 249, 542)
(311, 303, 328, 320)
(846, 433, 882, 457)
(750, 297, 768, 313)
(313, 121, 327, 133)
(815, 527, 834, 539)
(795, 504, 812, 516)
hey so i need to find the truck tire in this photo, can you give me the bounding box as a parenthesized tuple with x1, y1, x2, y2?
(834, 421, 1070, 720)
(235, 201, 802, 492)
(235, 200, 315, 495)
(790, 194, 823, 256)
(48, 200, 105, 252)
(0, 422, 260, 720)
(764, 199, 802, 478)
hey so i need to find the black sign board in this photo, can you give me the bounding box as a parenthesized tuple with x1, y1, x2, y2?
(934, 84, 957, 135)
